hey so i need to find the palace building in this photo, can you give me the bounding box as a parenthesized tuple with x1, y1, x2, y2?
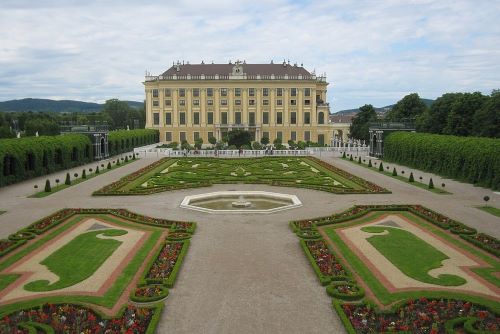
(144, 60, 349, 146)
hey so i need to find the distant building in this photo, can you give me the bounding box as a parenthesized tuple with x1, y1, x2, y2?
(144, 60, 349, 145)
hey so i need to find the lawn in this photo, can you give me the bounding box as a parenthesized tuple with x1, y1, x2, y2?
(477, 206, 500, 218)
(94, 156, 389, 195)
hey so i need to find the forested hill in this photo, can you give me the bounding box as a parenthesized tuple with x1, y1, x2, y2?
(334, 98, 434, 115)
(0, 98, 143, 112)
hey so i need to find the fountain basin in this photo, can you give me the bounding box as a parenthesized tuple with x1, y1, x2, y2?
(180, 191, 302, 214)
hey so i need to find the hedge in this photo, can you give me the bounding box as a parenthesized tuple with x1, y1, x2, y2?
(0, 134, 92, 187)
(108, 129, 159, 156)
(384, 132, 500, 190)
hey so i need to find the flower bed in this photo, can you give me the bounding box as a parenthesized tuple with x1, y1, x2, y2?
(326, 282, 364, 301)
(0, 303, 161, 334)
(145, 241, 188, 287)
(0, 239, 26, 257)
(302, 240, 350, 285)
(8, 230, 37, 241)
(131, 285, 169, 303)
(296, 229, 321, 240)
(461, 233, 500, 257)
(339, 298, 499, 334)
(166, 232, 192, 241)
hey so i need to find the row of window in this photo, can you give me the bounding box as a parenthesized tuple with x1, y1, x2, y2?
(153, 111, 326, 126)
(165, 131, 314, 143)
(153, 87, 313, 98)
(153, 99, 312, 107)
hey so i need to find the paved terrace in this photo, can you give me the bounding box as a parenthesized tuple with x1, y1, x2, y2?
(0, 152, 498, 334)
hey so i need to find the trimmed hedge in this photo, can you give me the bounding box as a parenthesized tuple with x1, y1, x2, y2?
(0, 134, 92, 187)
(384, 132, 500, 190)
(108, 129, 158, 156)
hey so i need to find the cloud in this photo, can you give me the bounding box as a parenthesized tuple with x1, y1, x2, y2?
(0, 0, 499, 110)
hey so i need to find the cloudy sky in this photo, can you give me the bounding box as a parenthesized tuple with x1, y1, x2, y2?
(1, 0, 499, 111)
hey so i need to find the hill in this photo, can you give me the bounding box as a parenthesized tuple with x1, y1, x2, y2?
(0, 98, 144, 113)
(334, 98, 434, 115)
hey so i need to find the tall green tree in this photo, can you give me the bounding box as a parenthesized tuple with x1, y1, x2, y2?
(349, 104, 378, 141)
(385, 93, 427, 121)
(417, 93, 461, 134)
(443, 92, 486, 136)
(227, 129, 253, 148)
(472, 90, 500, 138)
(102, 99, 132, 130)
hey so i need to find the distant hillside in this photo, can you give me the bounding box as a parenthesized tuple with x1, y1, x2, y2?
(0, 98, 144, 113)
(334, 98, 434, 115)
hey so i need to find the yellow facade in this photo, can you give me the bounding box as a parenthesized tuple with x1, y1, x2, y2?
(144, 62, 349, 146)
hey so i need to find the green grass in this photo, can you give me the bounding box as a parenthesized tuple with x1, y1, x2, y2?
(29, 158, 136, 198)
(322, 210, 500, 310)
(0, 210, 5, 215)
(342, 157, 451, 194)
(477, 206, 500, 217)
(25, 229, 127, 291)
(361, 226, 466, 286)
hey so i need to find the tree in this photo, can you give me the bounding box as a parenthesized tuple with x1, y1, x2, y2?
(385, 93, 427, 122)
(194, 138, 203, 150)
(409, 172, 414, 182)
(392, 167, 397, 176)
(297, 141, 306, 150)
(208, 136, 217, 146)
(273, 137, 282, 146)
(288, 140, 296, 149)
(417, 93, 460, 134)
(65, 173, 71, 185)
(378, 162, 384, 171)
(107, 162, 112, 169)
(471, 91, 500, 138)
(252, 141, 262, 150)
(44, 179, 51, 192)
(260, 136, 270, 145)
(82, 169, 87, 179)
(350, 104, 377, 141)
(227, 130, 252, 148)
(102, 99, 132, 130)
(444, 92, 486, 136)
(428, 178, 434, 189)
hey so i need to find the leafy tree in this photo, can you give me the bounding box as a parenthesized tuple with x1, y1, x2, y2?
(273, 137, 282, 146)
(252, 141, 262, 150)
(350, 104, 377, 141)
(385, 93, 427, 122)
(260, 136, 270, 145)
(472, 91, 500, 138)
(444, 92, 486, 136)
(208, 136, 217, 146)
(102, 99, 132, 130)
(297, 141, 306, 150)
(194, 138, 203, 150)
(180, 140, 190, 150)
(288, 140, 296, 149)
(226, 130, 252, 148)
(417, 93, 460, 134)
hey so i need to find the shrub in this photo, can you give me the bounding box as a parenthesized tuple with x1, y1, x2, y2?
(107, 162, 111, 169)
(95, 166, 100, 174)
(125, 156, 129, 162)
(378, 162, 384, 171)
(358, 156, 361, 164)
(392, 167, 397, 176)
(82, 169, 87, 179)
(368, 160, 372, 167)
(349, 155, 353, 161)
(409, 172, 414, 182)
(342, 152, 346, 158)
(429, 178, 434, 189)
(74, 173, 78, 178)
(65, 173, 71, 185)
(44, 179, 51, 192)
(107, 129, 158, 156)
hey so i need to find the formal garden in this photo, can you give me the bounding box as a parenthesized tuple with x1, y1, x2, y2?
(291, 205, 499, 333)
(93, 156, 389, 195)
(0, 209, 195, 333)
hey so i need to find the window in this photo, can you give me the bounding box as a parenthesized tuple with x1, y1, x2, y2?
(153, 113, 159, 125)
(291, 131, 297, 141)
(263, 132, 270, 140)
(235, 112, 242, 124)
(165, 99, 172, 106)
(165, 132, 172, 141)
(304, 131, 310, 142)
(263, 99, 269, 106)
(193, 88, 200, 97)
(291, 112, 297, 124)
(318, 112, 325, 124)
(263, 88, 269, 96)
(193, 99, 200, 106)
(194, 112, 200, 125)
(153, 100, 159, 107)
(304, 112, 310, 124)
(291, 88, 297, 96)
(221, 112, 228, 125)
(207, 99, 213, 106)
(220, 99, 228, 106)
(277, 88, 283, 96)
(249, 112, 255, 125)
(180, 132, 186, 142)
(208, 131, 214, 140)
(305, 88, 311, 97)
(235, 88, 241, 96)
(179, 88, 185, 97)
(165, 112, 172, 125)
(290, 99, 297, 106)
(164, 89, 171, 97)
(277, 131, 283, 140)
(194, 132, 200, 141)
(249, 99, 255, 106)
(263, 112, 269, 124)
(179, 112, 186, 125)
(235, 99, 241, 106)
(276, 99, 283, 106)
(207, 88, 213, 97)
(152, 89, 158, 98)
(249, 88, 255, 96)
(179, 99, 185, 106)
(221, 88, 228, 96)
(304, 99, 310, 106)
(277, 112, 283, 124)
(207, 112, 214, 124)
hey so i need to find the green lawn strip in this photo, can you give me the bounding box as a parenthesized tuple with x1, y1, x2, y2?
(361, 226, 465, 286)
(321, 210, 499, 310)
(25, 229, 128, 291)
(0, 214, 164, 312)
(477, 206, 500, 218)
(0, 274, 19, 290)
(341, 157, 451, 194)
(29, 158, 137, 198)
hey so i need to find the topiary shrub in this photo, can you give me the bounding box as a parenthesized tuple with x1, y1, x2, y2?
(368, 160, 372, 167)
(65, 173, 71, 185)
(358, 156, 361, 164)
(82, 169, 87, 179)
(95, 166, 100, 174)
(342, 152, 346, 158)
(107, 162, 111, 169)
(349, 155, 353, 161)
(392, 167, 397, 176)
(125, 156, 129, 162)
(378, 162, 384, 171)
(409, 172, 414, 182)
(44, 179, 51, 192)
(429, 178, 434, 189)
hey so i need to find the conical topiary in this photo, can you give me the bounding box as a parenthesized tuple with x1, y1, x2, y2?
(428, 178, 434, 189)
(65, 173, 71, 185)
(368, 160, 372, 167)
(342, 152, 346, 158)
(349, 154, 353, 161)
(96, 166, 100, 174)
(409, 172, 414, 182)
(125, 156, 129, 162)
(379, 162, 384, 171)
(82, 169, 87, 179)
(392, 167, 397, 176)
(45, 179, 51, 192)
(358, 156, 362, 164)
(107, 162, 111, 169)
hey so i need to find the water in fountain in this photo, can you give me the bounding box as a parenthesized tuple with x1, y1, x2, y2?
(231, 195, 252, 208)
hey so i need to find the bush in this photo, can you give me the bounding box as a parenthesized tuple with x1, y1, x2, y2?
(378, 162, 384, 171)
(349, 155, 353, 161)
(342, 152, 346, 158)
(358, 156, 361, 164)
(392, 167, 397, 176)
(409, 172, 414, 182)
(65, 173, 71, 185)
(252, 141, 262, 150)
(107, 162, 111, 169)
(384, 132, 500, 190)
(125, 156, 129, 162)
(368, 160, 372, 167)
(82, 169, 87, 179)
(95, 166, 100, 174)
(44, 179, 51, 192)
(429, 178, 434, 189)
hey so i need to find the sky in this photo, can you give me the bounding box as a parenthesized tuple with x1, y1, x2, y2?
(0, 0, 499, 112)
